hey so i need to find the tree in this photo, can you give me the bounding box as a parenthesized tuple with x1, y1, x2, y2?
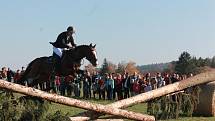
(100, 58, 116, 75)
(125, 61, 140, 75)
(196, 57, 210, 67)
(211, 56, 215, 68)
(116, 61, 126, 74)
(204, 57, 211, 67)
(175, 51, 197, 75)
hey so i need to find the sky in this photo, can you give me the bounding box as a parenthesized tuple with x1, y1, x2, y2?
(0, 0, 215, 70)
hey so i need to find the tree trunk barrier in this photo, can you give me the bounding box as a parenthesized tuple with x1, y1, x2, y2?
(76, 70, 215, 120)
(0, 79, 154, 121)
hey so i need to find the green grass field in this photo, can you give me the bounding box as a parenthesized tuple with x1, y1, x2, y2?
(47, 98, 215, 121)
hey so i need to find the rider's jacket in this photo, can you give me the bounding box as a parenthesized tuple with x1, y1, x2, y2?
(50, 31, 76, 48)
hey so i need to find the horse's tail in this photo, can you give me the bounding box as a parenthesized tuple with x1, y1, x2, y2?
(18, 58, 40, 85)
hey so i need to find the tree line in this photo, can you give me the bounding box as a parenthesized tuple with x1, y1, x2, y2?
(92, 51, 215, 76)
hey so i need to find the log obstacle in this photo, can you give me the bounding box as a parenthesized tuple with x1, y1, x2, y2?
(76, 70, 215, 120)
(69, 117, 124, 121)
(195, 81, 215, 116)
(0, 79, 155, 121)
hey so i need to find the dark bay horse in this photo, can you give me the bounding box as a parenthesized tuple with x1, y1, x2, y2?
(19, 44, 98, 90)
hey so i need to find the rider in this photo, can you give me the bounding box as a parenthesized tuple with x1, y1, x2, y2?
(50, 26, 77, 73)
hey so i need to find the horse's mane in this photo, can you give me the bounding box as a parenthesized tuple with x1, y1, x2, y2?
(67, 45, 90, 53)
(75, 45, 89, 49)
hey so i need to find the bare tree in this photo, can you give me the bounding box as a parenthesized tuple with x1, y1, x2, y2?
(125, 61, 140, 74)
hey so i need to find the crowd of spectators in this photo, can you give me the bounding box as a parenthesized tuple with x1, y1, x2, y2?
(51, 71, 193, 100)
(0, 66, 193, 100)
(0, 66, 25, 83)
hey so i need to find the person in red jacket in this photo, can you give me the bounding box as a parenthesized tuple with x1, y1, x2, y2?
(116, 73, 123, 100)
(14, 69, 21, 83)
(133, 79, 141, 95)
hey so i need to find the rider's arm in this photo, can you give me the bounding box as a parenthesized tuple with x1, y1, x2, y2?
(62, 39, 70, 48)
(69, 36, 76, 47)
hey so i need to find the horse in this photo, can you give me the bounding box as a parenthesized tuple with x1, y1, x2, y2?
(19, 44, 98, 90)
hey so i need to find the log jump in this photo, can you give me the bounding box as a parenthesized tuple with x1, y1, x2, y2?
(0, 79, 155, 121)
(1, 69, 215, 120)
(75, 70, 215, 120)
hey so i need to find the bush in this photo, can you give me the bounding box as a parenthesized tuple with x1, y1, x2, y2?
(0, 90, 71, 121)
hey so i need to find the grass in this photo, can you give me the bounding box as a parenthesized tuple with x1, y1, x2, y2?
(47, 98, 114, 116)
(47, 98, 215, 121)
(9, 89, 215, 121)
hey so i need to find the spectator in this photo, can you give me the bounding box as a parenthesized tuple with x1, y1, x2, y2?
(14, 69, 21, 83)
(150, 77, 157, 90)
(156, 72, 165, 88)
(7, 68, 14, 82)
(1, 67, 7, 80)
(130, 72, 138, 96)
(98, 76, 106, 100)
(145, 73, 151, 81)
(112, 73, 117, 100)
(144, 80, 152, 92)
(171, 73, 179, 83)
(60, 77, 66, 96)
(83, 71, 92, 99)
(92, 71, 99, 98)
(55, 76, 61, 94)
(139, 75, 145, 93)
(115, 73, 123, 100)
(106, 74, 114, 100)
(163, 73, 171, 85)
(133, 79, 141, 95)
(123, 72, 130, 98)
(73, 74, 81, 97)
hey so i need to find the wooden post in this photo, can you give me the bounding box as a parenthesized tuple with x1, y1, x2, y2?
(76, 70, 215, 119)
(0, 79, 155, 121)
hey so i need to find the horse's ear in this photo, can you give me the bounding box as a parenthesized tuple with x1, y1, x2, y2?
(93, 44, 96, 48)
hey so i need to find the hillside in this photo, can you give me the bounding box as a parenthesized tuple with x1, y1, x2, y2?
(137, 62, 171, 73)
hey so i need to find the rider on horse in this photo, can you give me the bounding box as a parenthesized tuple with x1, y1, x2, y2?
(50, 26, 76, 74)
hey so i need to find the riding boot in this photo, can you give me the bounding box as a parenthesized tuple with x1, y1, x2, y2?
(52, 53, 61, 75)
(54, 59, 61, 75)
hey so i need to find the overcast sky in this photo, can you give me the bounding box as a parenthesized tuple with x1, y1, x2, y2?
(0, 0, 215, 70)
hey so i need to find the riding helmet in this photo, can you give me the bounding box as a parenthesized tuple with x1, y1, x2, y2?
(67, 26, 74, 32)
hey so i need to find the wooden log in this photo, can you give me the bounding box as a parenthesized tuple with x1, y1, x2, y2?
(0, 79, 155, 121)
(94, 119, 123, 121)
(69, 117, 124, 121)
(195, 81, 215, 116)
(76, 70, 215, 119)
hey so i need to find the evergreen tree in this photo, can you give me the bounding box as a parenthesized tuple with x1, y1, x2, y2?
(100, 58, 116, 75)
(116, 61, 126, 74)
(175, 51, 197, 75)
(210, 56, 215, 68)
(204, 57, 211, 67)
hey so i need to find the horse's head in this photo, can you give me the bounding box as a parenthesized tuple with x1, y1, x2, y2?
(68, 44, 98, 67)
(84, 43, 98, 67)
